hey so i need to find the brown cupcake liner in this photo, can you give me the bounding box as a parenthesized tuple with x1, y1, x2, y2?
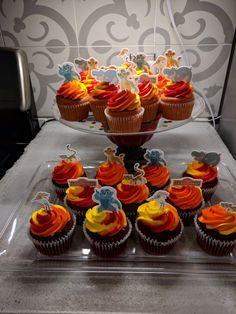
(141, 99, 159, 123)
(202, 185, 217, 202)
(57, 99, 90, 121)
(159, 99, 194, 120)
(135, 220, 184, 255)
(64, 197, 89, 225)
(194, 215, 236, 256)
(83, 219, 132, 258)
(52, 184, 67, 202)
(89, 99, 108, 123)
(104, 107, 144, 133)
(29, 213, 76, 256)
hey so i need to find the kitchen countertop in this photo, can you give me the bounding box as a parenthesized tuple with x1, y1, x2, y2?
(0, 120, 235, 314)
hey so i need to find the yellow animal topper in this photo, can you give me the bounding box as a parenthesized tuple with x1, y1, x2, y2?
(86, 57, 98, 79)
(104, 147, 125, 165)
(165, 49, 181, 68)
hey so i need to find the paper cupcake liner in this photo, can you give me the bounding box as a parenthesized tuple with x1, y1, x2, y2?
(159, 100, 194, 120)
(177, 201, 205, 226)
(57, 100, 90, 121)
(141, 100, 159, 123)
(89, 99, 107, 123)
(202, 185, 217, 202)
(52, 184, 67, 202)
(194, 215, 236, 256)
(135, 220, 184, 255)
(30, 213, 76, 256)
(105, 107, 144, 133)
(83, 219, 132, 258)
(64, 197, 89, 225)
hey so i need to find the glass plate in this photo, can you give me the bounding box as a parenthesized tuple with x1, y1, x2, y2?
(0, 159, 235, 274)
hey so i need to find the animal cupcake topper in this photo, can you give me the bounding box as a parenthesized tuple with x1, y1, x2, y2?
(59, 144, 80, 162)
(191, 151, 221, 167)
(103, 147, 125, 166)
(92, 186, 121, 213)
(123, 163, 147, 185)
(86, 57, 98, 79)
(117, 68, 139, 93)
(220, 202, 236, 212)
(31, 192, 51, 212)
(144, 149, 167, 166)
(165, 49, 181, 68)
(147, 190, 169, 210)
(118, 48, 137, 74)
(132, 52, 150, 72)
(91, 69, 119, 85)
(171, 177, 203, 187)
(68, 177, 98, 188)
(153, 55, 167, 74)
(74, 58, 89, 73)
(58, 62, 80, 82)
(163, 66, 192, 83)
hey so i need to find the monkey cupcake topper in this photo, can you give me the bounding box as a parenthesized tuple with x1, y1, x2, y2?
(144, 149, 167, 166)
(92, 186, 122, 213)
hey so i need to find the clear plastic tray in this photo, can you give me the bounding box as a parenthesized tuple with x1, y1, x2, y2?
(0, 159, 236, 274)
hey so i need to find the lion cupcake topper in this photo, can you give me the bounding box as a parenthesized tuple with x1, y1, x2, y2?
(103, 147, 125, 166)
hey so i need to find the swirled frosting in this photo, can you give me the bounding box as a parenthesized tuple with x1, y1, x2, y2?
(85, 206, 127, 236)
(163, 81, 193, 99)
(137, 200, 180, 232)
(157, 74, 170, 90)
(186, 160, 218, 183)
(52, 160, 85, 185)
(198, 204, 236, 235)
(96, 163, 127, 186)
(138, 81, 158, 101)
(30, 205, 71, 237)
(142, 165, 169, 188)
(91, 81, 118, 100)
(167, 185, 203, 210)
(116, 181, 149, 204)
(66, 186, 96, 208)
(57, 80, 87, 100)
(107, 90, 141, 112)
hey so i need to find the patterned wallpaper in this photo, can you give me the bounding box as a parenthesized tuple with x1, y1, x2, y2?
(0, 0, 235, 118)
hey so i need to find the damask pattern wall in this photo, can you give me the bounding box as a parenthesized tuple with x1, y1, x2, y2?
(0, 0, 235, 118)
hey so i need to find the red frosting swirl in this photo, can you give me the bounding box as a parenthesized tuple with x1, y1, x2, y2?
(167, 185, 203, 210)
(52, 160, 85, 185)
(186, 160, 218, 184)
(107, 90, 141, 112)
(57, 80, 87, 100)
(66, 185, 96, 208)
(138, 81, 158, 101)
(142, 165, 170, 188)
(157, 74, 170, 90)
(163, 81, 193, 99)
(91, 81, 118, 100)
(116, 182, 149, 204)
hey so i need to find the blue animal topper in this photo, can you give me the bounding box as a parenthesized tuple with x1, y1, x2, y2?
(31, 192, 51, 212)
(58, 62, 81, 82)
(163, 66, 192, 83)
(191, 151, 221, 167)
(92, 186, 122, 213)
(144, 149, 167, 166)
(147, 190, 169, 210)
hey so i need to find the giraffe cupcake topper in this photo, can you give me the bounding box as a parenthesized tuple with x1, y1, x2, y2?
(59, 144, 80, 162)
(31, 192, 51, 212)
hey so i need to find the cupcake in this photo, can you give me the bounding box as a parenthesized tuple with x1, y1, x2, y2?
(29, 192, 76, 256)
(83, 186, 132, 257)
(64, 177, 98, 224)
(157, 74, 170, 95)
(142, 149, 170, 194)
(56, 74, 90, 121)
(183, 151, 221, 201)
(135, 190, 183, 255)
(89, 81, 118, 123)
(194, 203, 236, 256)
(116, 163, 150, 221)
(167, 177, 203, 225)
(52, 145, 85, 201)
(96, 147, 128, 187)
(138, 80, 159, 122)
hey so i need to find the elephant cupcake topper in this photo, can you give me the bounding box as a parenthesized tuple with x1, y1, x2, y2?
(68, 177, 98, 188)
(220, 202, 236, 212)
(123, 163, 147, 185)
(171, 177, 203, 187)
(103, 147, 125, 166)
(91, 69, 119, 85)
(92, 186, 121, 213)
(31, 192, 51, 212)
(191, 151, 221, 167)
(58, 62, 80, 82)
(163, 66, 192, 83)
(147, 190, 169, 210)
(144, 149, 167, 166)
(59, 144, 80, 162)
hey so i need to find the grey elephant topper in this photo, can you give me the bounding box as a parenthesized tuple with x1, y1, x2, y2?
(144, 149, 166, 166)
(92, 186, 121, 213)
(191, 151, 221, 167)
(163, 66, 192, 83)
(58, 62, 80, 82)
(91, 69, 119, 85)
(220, 202, 236, 212)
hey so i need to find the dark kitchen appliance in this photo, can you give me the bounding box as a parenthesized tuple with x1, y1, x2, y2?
(0, 47, 40, 179)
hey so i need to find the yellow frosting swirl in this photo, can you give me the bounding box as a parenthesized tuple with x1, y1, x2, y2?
(85, 206, 127, 236)
(137, 200, 180, 233)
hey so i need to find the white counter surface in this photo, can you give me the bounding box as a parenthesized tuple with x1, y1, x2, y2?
(0, 121, 235, 314)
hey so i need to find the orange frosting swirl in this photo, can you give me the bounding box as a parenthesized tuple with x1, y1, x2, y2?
(91, 81, 117, 100)
(116, 181, 149, 204)
(167, 185, 203, 210)
(66, 185, 96, 208)
(157, 74, 170, 90)
(85, 206, 127, 236)
(163, 81, 193, 99)
(30, 205, 71, 237)
(198, 204, 236, 235)
(138, 81, 158, 101)
(137, 200, 180, 233)
(186, 160, 218, 183)
(96, 163, 127, 186)
(57, 80, 87, 100)
(52, 160, 85, 185)
(142, 165, 169, 188)
(107, 90, 141, 112)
